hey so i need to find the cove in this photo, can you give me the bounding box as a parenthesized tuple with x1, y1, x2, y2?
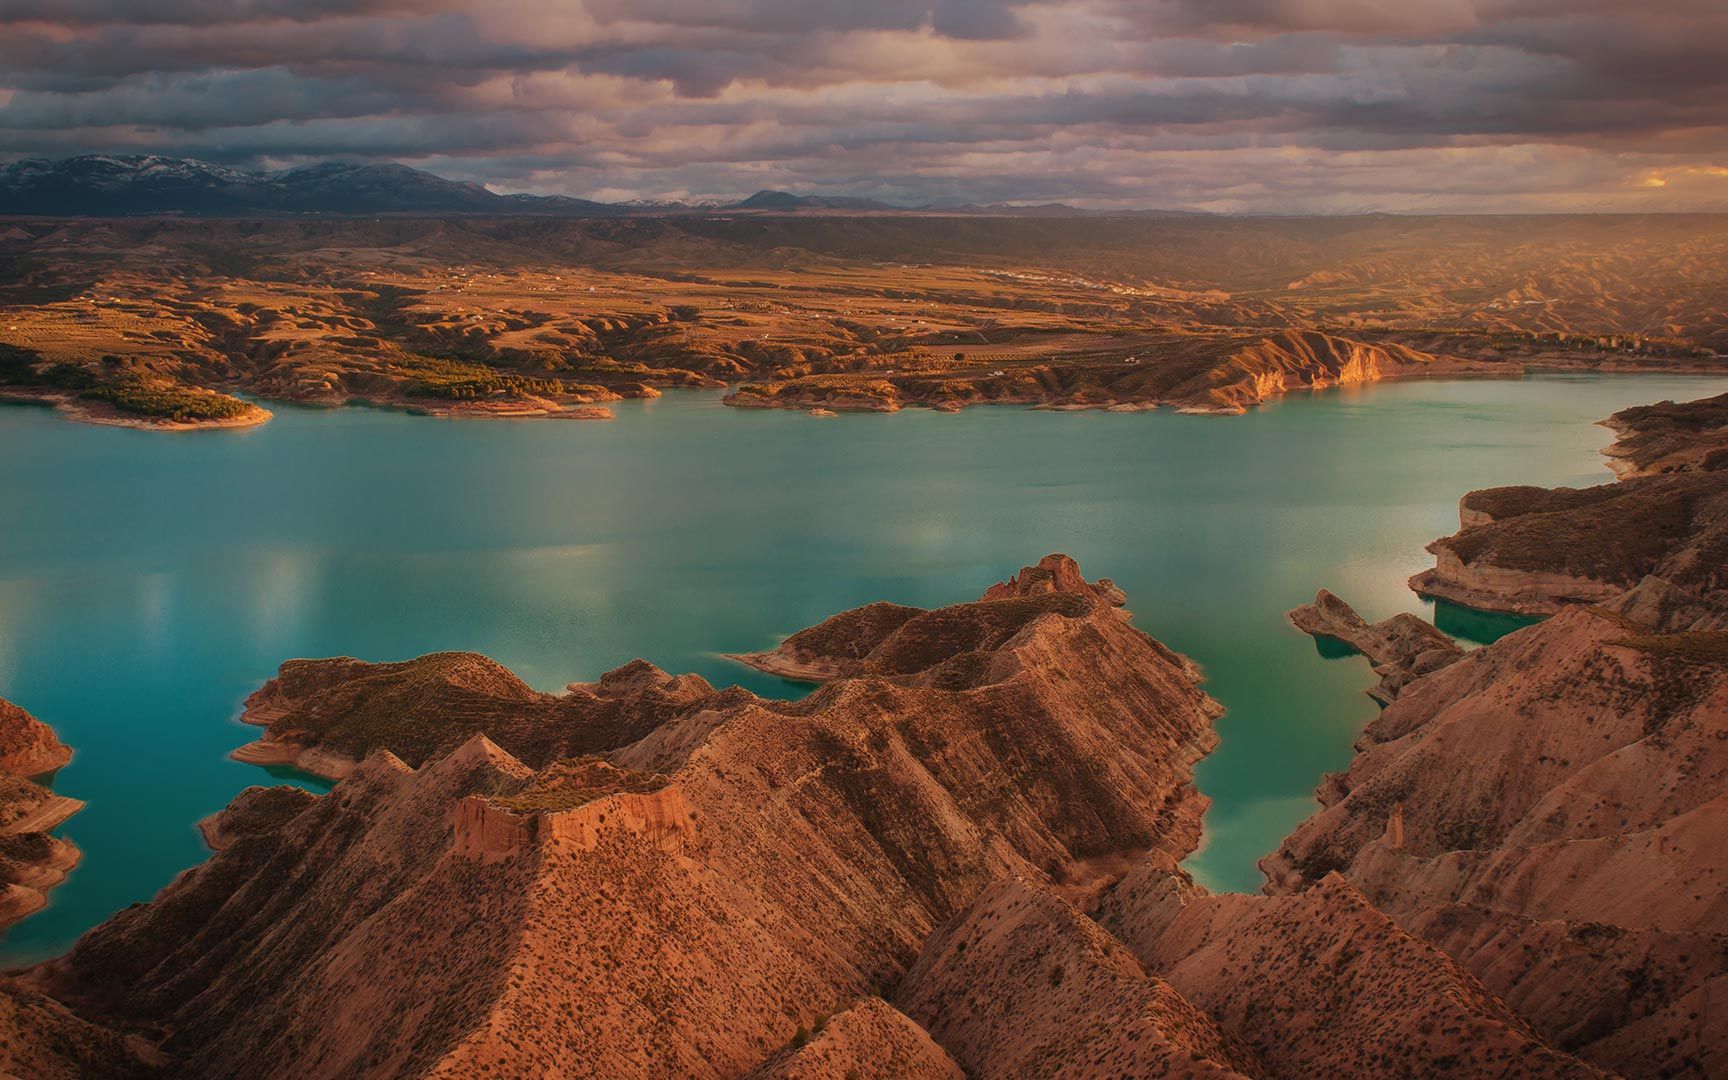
(1, 372, 1725, 965)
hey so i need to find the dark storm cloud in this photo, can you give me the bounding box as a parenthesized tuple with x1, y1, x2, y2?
(0, 0, 445, 26)
(0, 0, 1723, 211)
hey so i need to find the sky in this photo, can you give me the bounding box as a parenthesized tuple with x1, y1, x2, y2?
(0, 0, 1724, 212)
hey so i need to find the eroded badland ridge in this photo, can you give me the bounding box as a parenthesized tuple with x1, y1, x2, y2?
(2, 214, 1726, 427)
(1279, 390, 1728, 1077)
(1, 397, 1726, 1076)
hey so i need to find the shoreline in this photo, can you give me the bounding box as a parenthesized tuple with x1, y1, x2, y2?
(0, 390, 273, 432)
(724, 359, 1728, 417)
(228, 738, 356, 783)
(6, 363, 1725, 432)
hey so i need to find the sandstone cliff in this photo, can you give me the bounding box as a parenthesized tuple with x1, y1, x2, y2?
(724, 330, 1473, 416)
(1161, 330, 1453, 415)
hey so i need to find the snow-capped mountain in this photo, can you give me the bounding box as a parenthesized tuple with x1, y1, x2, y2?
(0, 155, 1147, 218)
(0, 156, 624, 217)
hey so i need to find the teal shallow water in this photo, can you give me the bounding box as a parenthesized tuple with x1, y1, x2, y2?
(1, 373, 1725, 965)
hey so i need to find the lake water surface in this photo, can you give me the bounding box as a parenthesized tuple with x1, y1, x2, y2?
(3, 373, 1725, 964)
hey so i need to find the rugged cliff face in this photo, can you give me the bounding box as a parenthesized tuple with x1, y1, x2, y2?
(0, 697, 82, 930)
(35, 556, 1232, 1078)
(1269, 392, 1728, 1078)
(0, 698, 72, 778)
(725, 330, 1471, 416)
(1265, 603, 1728, 1076)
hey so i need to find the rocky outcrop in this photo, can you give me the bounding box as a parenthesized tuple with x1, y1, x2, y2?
(744, 999, 963, 1080)
(39, 557, 1230, 1078)
(897, 877, 1260, 1078)
(1095, 868, 1604, 1078)
(1412, 473, 1728, 615)
(0, 698, 72, 777)
(1162, 331, 1457, 415)
(1287, 589, 1463, 703)
(733, 554, 1142, 683)
(233, 651, 736, 780)
(0, 697, 83, 930)
(978, 553, 1127, 606)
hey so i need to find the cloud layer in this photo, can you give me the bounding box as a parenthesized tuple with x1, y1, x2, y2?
(1, 0, 1724, 211)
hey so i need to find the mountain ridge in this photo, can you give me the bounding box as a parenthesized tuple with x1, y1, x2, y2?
(0, 155, 1191, 219)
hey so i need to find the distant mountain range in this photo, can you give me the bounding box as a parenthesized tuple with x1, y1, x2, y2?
(0, 155, 1189, 218)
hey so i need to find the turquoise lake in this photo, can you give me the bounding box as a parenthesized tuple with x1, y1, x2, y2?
(2, 373, 1726, 965)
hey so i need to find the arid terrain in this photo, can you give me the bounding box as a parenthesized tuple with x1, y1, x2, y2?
(1, 373, 1725, 1080)
(2, 213, 1726, 427)
(3, 212, 1728, 1076)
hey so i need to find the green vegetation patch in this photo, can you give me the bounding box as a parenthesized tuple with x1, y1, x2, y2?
(396, 356, 571, 401)
(79, 381, 255, 422)
(0, 344, 96, 390)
